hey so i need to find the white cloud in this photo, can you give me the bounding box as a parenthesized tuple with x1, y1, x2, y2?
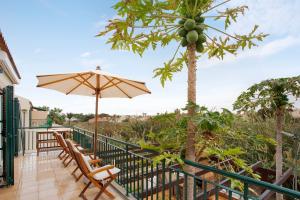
(199, 36, 300, 68)
(224, 0, 300, 37)
(80, 52, 91, 57)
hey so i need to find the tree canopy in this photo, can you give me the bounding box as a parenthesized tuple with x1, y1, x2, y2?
(233, 76, 300, 113)
(97, 0, 267, 86)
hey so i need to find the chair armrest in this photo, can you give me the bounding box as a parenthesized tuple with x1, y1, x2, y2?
(79, 149, 91, 153)
(88, 165, 114, 177)
(89, 159, 102, 165)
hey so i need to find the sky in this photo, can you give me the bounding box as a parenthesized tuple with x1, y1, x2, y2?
(0, 0, 300, 115)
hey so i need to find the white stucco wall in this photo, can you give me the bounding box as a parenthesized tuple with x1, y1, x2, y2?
(0, 50, 20, 88)
(17, 96, 31, 127)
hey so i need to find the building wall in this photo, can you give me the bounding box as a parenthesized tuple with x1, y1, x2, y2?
(31, 110, 48, 127)
(0, 70, 13, 89)
(17, 96, 31, 127)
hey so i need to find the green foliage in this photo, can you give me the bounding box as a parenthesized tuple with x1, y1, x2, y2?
(234, 76, 300, 113)
(97, 0, 267, 86)
(35, 105, 49, 111)
(153, 152, 184, 166)
(48, 107, 65, 125)
(192, 106, 234, 132)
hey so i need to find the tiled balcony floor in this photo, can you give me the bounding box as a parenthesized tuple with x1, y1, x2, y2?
(0, 151, 126, 200)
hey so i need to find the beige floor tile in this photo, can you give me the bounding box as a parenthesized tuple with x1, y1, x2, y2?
(0, 151, 125, 200)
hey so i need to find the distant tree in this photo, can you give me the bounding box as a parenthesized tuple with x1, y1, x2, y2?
(233, 76, 300, 200)
(82, 113, 95, 122)
(66, 113, 73, 126)
(35, 105, 49, 111)
(48, 108, 66, 125)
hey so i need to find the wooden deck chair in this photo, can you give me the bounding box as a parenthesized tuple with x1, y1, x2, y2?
(73, 148, 120, 199)
(65, 139, 102, 182)
(53, 132, 67, 160)
(55, 133, 74, 167)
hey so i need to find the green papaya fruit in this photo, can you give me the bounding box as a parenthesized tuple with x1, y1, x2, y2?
(196, 16, 205, 23)
(178, 19, 186, 25)
(184, 19, 196, 31)
(181, 38, 188, 47)
(198, 34, 206, 43)
(195, 25, 204, 34)
(186, 30, 198, 44)
(178, 28, 187, 37)
(196, 43, 204, 53)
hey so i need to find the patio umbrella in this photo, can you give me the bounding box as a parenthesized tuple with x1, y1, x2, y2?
(36, 66, 151, 158)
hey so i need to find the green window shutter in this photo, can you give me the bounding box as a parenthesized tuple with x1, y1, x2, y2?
(4, 85, 14, 185)
(13, 98, 20, 156)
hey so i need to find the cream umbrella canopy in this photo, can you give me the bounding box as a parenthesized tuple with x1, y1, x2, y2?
(36, 66, 151, 158)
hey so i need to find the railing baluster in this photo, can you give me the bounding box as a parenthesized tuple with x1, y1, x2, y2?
(193, 177, 196, 199)
(156, 163, 159, 200)
(184, 174, 187, 200)
(137, 157, 140, 200)
(146, 160, 149, 200)
(150, 162, 153, 200)
(162, 160, 166, 200)
(130, 153, 132, 194)
(126, 144, 129, 196)
(203, 179, 207, 200)
(215, 185, 219, 200)
(229, 190, 232, 200)
(176, 171, 179, 200)
(141, 158, 144, 200)
(244, 182, 249, 200)
(133, 155, 136, 198)
(169, 167, 172, 200)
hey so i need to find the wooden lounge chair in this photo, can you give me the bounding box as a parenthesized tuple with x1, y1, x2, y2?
(65, 139, 102, 182)
(54, 132, 75, 167)
(53, 132, 68, 160)
(73, 148, 120, 199)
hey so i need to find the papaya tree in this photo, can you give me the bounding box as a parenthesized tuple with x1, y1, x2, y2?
(233, 76, 300, 200)
(97, 0, 267, 198)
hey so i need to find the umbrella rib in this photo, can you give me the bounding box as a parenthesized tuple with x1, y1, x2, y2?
(73, 77, 94, 90)
(78, 73, 96, 90)
(101, 79, 122, 91)
(37, 74, 84, 87)
(103, 75, 132, 98)
(114, 77, 151, 94)
(100, 78, 115, 90)
(66, 74, 94, 95)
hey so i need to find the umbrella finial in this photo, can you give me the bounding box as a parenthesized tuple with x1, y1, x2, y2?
(96, 66, 101, 70)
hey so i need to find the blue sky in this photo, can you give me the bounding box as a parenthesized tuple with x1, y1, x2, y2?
(1, 0, 300, 115)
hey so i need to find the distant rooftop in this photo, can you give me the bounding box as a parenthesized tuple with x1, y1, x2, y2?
(0, 31, 21, 79)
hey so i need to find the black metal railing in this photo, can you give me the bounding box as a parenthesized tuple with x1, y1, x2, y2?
(72, 127, 300, 200)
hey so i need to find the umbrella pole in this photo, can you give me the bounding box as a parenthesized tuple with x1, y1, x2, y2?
(94, 90, 99, 159)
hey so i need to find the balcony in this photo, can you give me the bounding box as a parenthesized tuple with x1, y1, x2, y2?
(0, 151, 126, 200)
(1, 126, 300, 200)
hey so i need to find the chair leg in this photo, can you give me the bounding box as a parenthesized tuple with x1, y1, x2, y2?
(75, 173, 83, 182)
(57, 150, 64, 159)
(71, 166, 78, 175)
(79, 181, 91, 199)
(65, 157, 73, 167)
(62, 154, 70, 165)
(94, 178, 115, 200)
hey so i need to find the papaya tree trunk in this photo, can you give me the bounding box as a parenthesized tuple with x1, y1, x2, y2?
(275, 107, 284, 200)
(184, 43, 197, 200)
